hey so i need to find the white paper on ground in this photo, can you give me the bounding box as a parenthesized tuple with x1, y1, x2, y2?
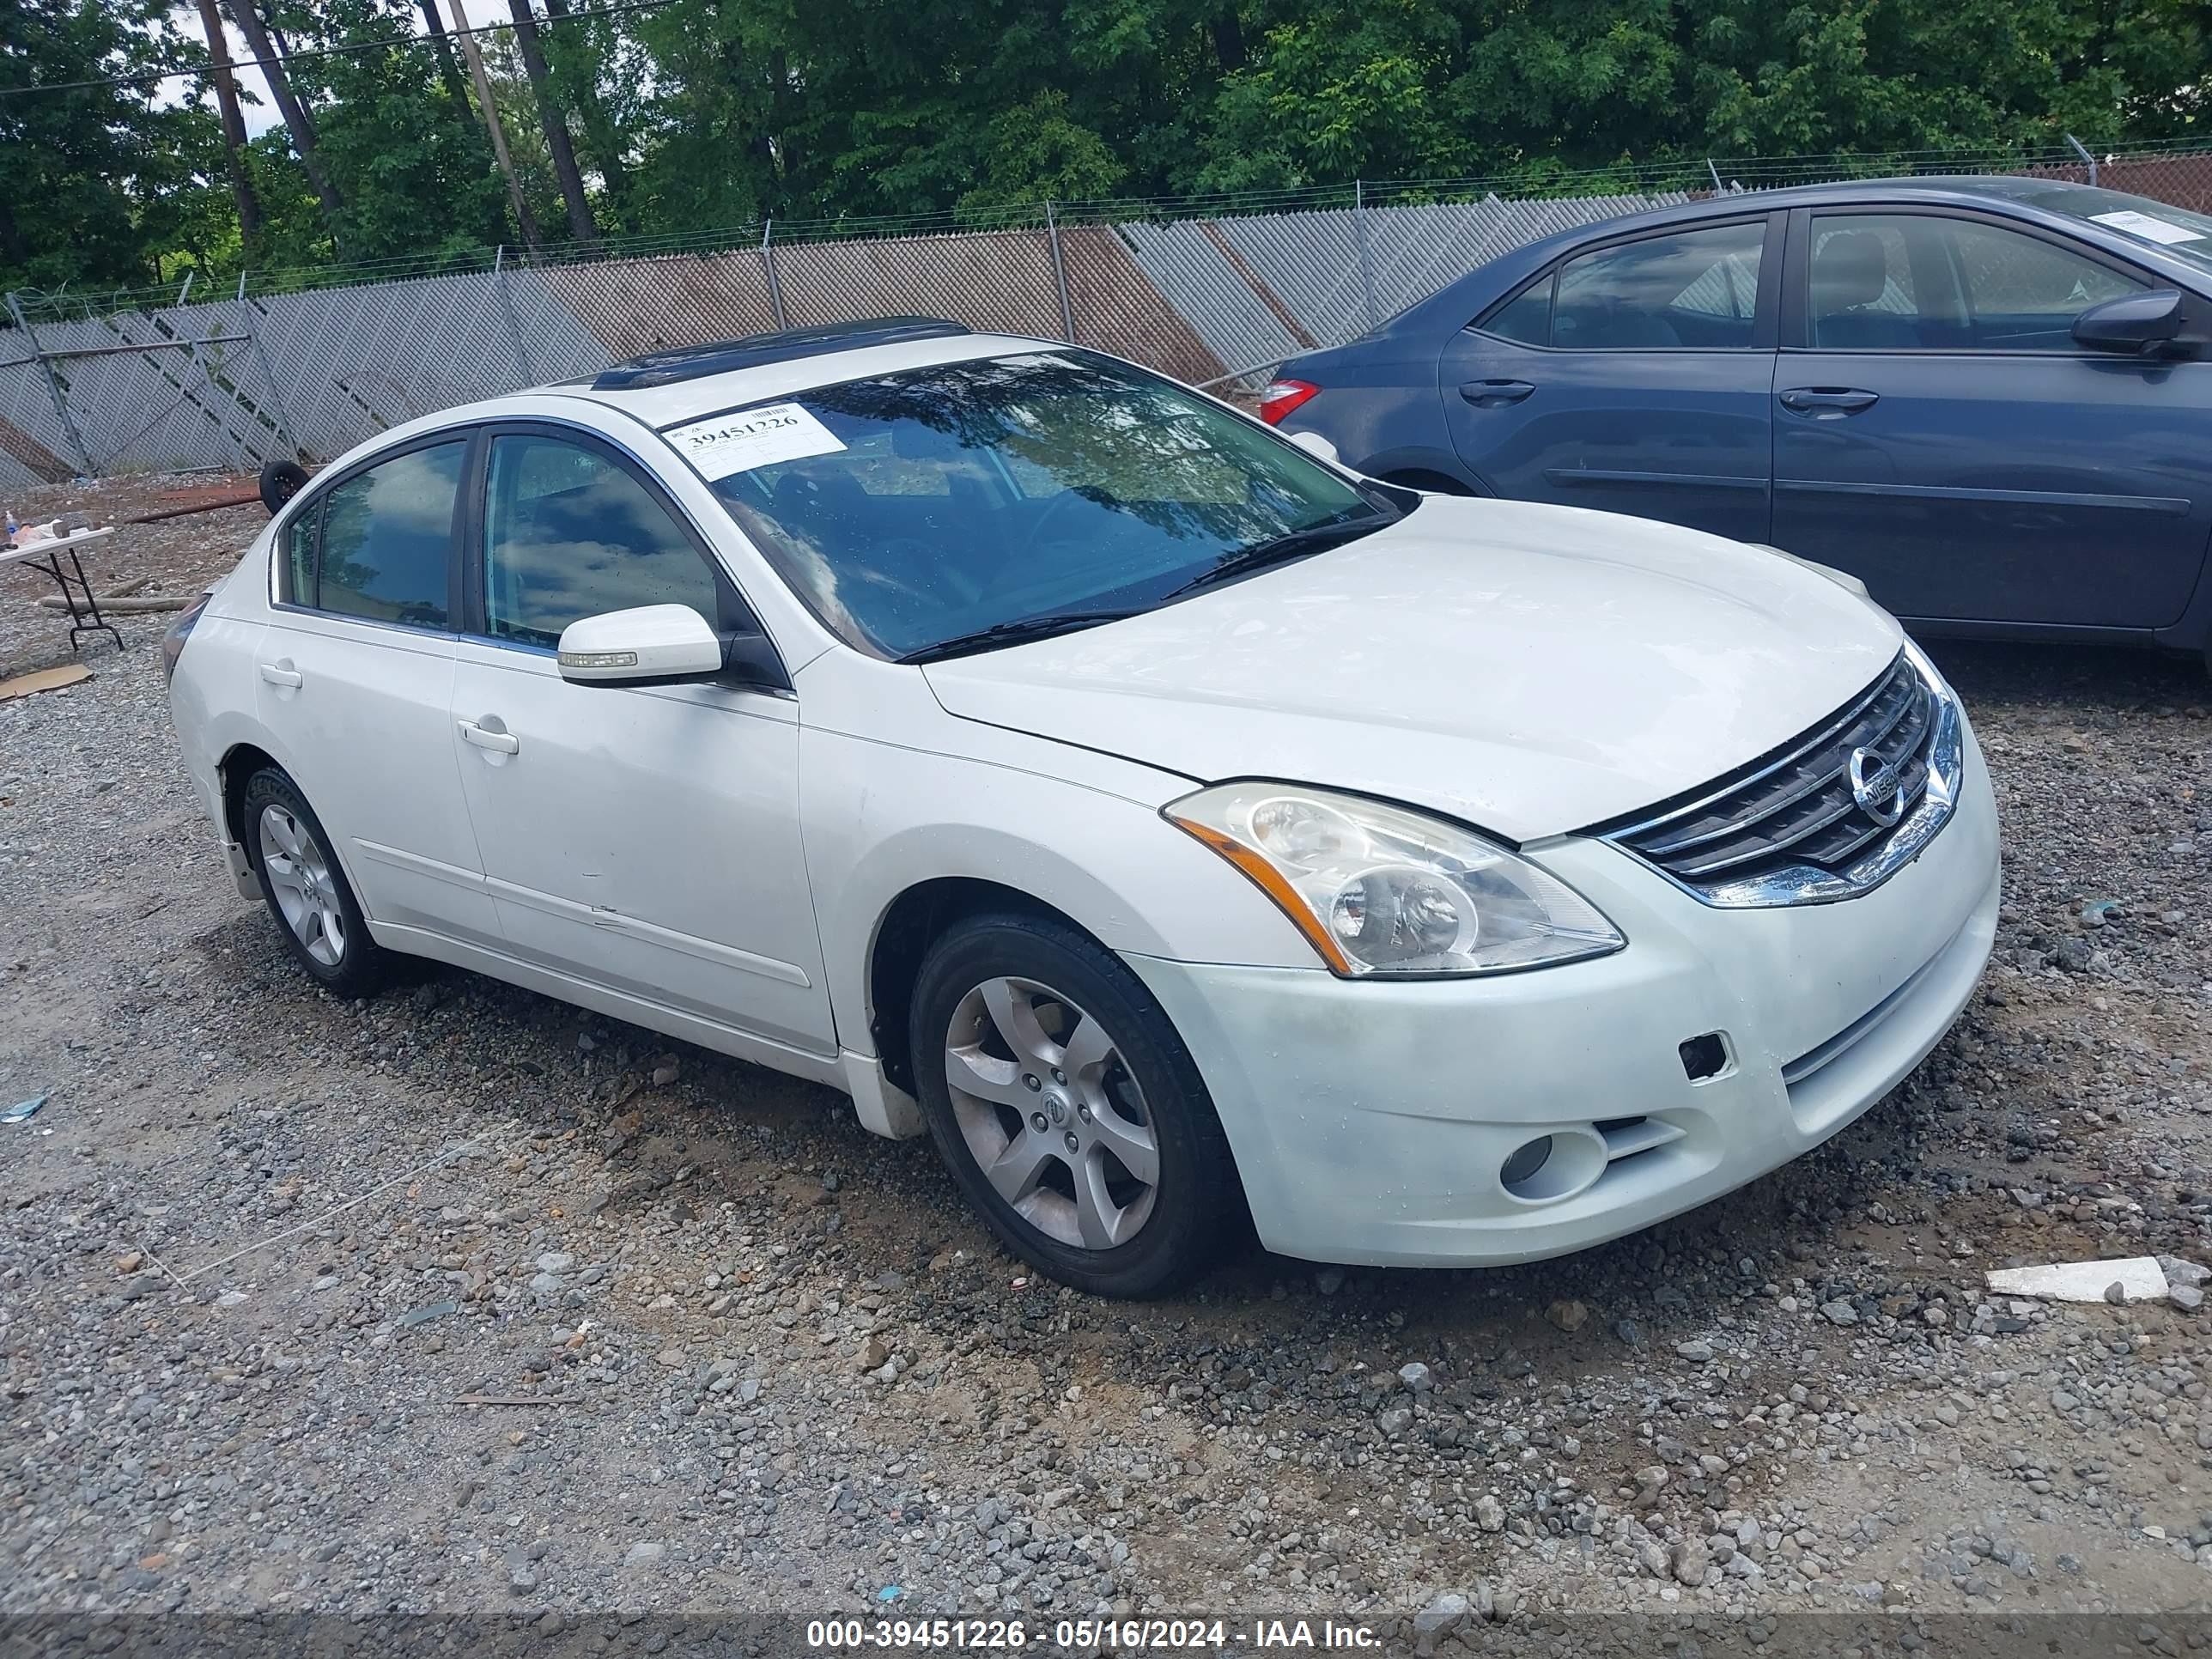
(1984, 1255, 2170, 1303)
(665, 402, 847, 479)
(2089, 209, 2207, 246)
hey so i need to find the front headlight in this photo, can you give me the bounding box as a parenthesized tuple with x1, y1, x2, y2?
(1164, 781, 1624, 978)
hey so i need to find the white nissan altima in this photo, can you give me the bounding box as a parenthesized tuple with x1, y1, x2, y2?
(165, 317, 1999, 1297)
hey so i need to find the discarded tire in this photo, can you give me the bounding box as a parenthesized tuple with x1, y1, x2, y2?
(258, 458, 309, 515)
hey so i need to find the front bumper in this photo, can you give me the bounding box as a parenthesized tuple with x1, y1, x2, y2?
(1124, 722, 2000, 1268)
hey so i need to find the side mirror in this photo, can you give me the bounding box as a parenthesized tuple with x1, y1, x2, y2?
(2073, 289, 2186, 355)
(556, 604, 727, 685)
(1287, 429, 1344, 466)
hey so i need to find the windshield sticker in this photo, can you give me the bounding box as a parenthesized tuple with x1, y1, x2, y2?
(666, 403, 847, 478)
(2090, 209, 2208, 246)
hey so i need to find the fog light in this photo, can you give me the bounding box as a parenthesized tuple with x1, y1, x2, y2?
(1500, 1135, 1553, 1187)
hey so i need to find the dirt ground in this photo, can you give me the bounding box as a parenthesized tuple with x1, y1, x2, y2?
(2, 474, 2209, 1644)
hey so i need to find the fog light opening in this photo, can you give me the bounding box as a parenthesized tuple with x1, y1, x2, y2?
(1679, 1031, 1731, 1083)
(1498, 1127, 1609, 1204)
(1500, 1135, 1553, 1188)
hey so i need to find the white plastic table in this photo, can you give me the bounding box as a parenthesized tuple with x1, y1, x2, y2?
(2, 525, 121, 653)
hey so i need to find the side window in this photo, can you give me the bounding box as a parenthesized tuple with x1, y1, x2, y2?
(313, 441, 465, 627)
(1808, 214, 2143, 350)
(1808, 217, 1923, 349)
(1551, 222, 1765, 350)
(1479, 276, 1553, 345)
(1945, 219, 2142, 349)
(483, 434, 721, 650)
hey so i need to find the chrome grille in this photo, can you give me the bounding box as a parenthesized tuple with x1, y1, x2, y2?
(1598, 652, 1963, 908)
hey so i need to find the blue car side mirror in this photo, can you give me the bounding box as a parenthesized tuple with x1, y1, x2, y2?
(2072, 289, 2187, 356)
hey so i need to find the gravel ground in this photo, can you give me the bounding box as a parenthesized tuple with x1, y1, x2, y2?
(3, 477, 2211, 1640)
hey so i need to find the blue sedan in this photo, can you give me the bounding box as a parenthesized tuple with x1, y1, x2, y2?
(1265, 178, 2212, 659)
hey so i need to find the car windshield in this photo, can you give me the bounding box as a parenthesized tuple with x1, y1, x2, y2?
(678, 349, 1398, 659)
(2008, 183, 2212, 278)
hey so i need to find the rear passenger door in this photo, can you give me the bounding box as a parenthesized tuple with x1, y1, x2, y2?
(1770, 207, 2212, 627)
(257, 435, 501, 946)
(1438, 214, 1781, 543)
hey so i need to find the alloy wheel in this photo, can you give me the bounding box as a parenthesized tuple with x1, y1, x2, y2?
(258, 802, 347, 967)
(943, 975, 1159, 1250)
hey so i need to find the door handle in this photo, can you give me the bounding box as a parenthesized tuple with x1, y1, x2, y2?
(1779, 387, 1880, 416)
(257, 661, 302, 689)
(1460, 379, 1535, 407)
(458, 718, 520, 756)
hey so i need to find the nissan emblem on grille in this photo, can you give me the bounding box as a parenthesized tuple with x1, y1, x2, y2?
(1848, 746, 1907, 828)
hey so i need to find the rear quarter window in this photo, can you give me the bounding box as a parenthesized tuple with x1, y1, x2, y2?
(1478, 277, 1553, 345)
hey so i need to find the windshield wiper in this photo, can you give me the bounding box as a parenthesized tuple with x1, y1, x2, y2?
(897, 609, 1143, 665)
(1159, 514, 1389, 601)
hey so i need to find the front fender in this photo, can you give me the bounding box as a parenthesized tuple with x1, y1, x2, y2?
(799, 727, 1320, 1061)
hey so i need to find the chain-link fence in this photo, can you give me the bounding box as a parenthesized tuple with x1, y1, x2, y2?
(4, 136, 2209, 489)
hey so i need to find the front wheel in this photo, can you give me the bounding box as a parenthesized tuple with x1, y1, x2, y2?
(909, 913, 1241, 1297)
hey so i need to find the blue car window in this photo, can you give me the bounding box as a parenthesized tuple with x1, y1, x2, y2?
(1808, 219, 1926, 349)
(1947, 220, 2142, 349)
(1480, 276, 1553, 345)
(1551, 222, 1765, 350)
(1810, 215, 2143, 351)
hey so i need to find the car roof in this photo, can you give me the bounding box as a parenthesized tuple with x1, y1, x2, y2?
(539, 325, 1057, 432)
(1358, 173, 2209, 342)
(1507, 175, 2122, 255)
(1682, 173, 2091, 210)
(293, 326, 1085, 488)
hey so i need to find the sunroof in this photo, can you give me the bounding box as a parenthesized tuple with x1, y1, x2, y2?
(591, 318, 973, 391)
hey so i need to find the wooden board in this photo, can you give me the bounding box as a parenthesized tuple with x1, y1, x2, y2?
(0, 663, 92, 702)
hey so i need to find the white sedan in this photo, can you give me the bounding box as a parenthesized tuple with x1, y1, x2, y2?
(164, 319, 2000, 1297)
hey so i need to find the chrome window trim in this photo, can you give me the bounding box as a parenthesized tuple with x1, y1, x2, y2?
(266, 601, 456, 646)
(1600, 641, 1963, 908)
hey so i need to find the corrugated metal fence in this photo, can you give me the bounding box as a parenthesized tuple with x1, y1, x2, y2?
(3, 142, 2207, 490)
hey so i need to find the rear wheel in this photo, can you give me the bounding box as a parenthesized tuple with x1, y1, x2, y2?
(909, 913, 1239, 1297)
(242, 768, 398, 997)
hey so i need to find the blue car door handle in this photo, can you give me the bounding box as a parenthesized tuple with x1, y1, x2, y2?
(1460, 379, 1535, 407)
(1779, 386, 1880, 417)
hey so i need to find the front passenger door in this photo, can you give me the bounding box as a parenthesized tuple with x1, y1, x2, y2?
(1770, 208, 2212, 626)
(448, 428, 836, 1056)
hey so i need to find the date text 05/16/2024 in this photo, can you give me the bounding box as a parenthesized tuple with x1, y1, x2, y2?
(805, 1617, 1382, 1650)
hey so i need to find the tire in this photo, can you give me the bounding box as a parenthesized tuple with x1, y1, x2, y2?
(258, 458, 309, 515)
(241, 768, 398, 998)
(908, 911, 1240, 1297)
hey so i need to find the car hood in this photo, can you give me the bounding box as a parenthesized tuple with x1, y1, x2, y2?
(921, 496, 1903, 842)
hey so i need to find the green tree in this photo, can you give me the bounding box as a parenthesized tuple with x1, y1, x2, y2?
(0, 0, 204, 290)
(4, 0, 2209, 292)
(274, 0, 514, 262)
